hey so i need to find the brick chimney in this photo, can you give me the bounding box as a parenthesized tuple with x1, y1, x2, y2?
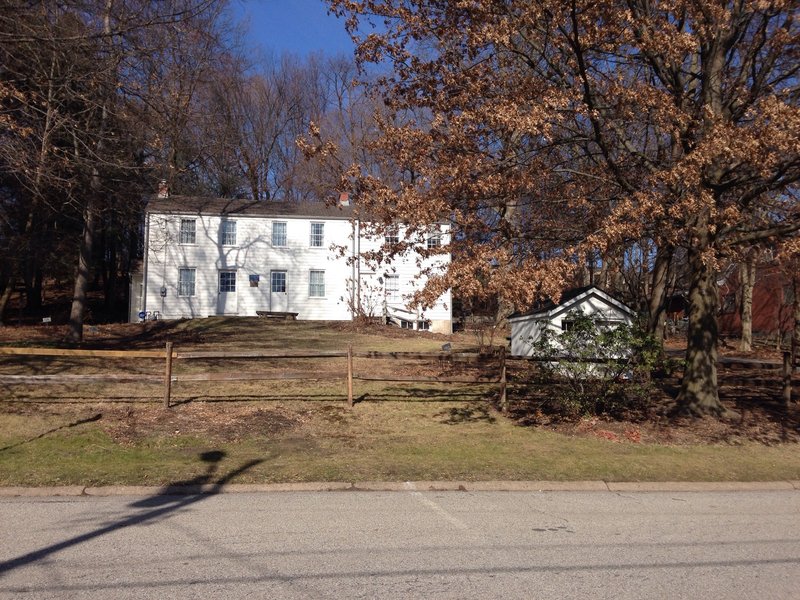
(338, 192, 350, 207)
(157, 180, 169, 199)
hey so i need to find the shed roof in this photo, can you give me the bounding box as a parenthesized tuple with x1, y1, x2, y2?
(507, 285, 636, 322)
(145, 196, 355, 220)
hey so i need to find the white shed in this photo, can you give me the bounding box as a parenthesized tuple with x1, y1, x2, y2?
(508, 286, 637, 357)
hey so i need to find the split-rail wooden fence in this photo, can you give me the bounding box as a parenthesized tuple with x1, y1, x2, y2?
(0, 344, 797, 409)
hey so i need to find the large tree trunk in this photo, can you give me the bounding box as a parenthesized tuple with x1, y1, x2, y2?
(0, 274, 15, 326)
(66, 202, 97, 343)
(793, 273, 800, 367)
(66, 0, 111, 343)
(24, 262, 43, 312)
(104, 236, 118, 313)
(739, 253, 756, 352)
(647, 243, 672, 346)
(677, 245, 728, 416)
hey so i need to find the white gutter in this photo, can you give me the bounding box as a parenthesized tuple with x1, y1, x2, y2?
(141, 211, 151, 318)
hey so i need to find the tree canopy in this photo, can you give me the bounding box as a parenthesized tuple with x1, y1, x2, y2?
(324, 0, 800, 414)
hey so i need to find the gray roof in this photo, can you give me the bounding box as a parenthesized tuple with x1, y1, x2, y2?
(145, 196, 355, 220)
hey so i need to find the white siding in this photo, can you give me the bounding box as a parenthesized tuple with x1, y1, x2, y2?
(141, 211, 451, 331)
(510, 319, 547, 356)
(509, 291, 635, 357)
(143, 213, 354, 320)
(356, 223, 452, 333)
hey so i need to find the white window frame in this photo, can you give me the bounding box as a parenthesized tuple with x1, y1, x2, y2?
(178, 267, 196, 297)
(271, 270, 287, 293)
(272, 221, 287, 247)
(221, 220, 237, 246)
(310, 222, 325, 248)
(179, 219, 196, 245)
(385, 226, 399, 245)
(219, 270, 236, 293)
(426, 231, 442, 249)
(384, 273, 400, 302)
(309, 270, 325, 297)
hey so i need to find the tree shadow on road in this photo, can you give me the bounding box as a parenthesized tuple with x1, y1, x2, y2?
(0, 412, 102, 453)
(0, 450, 263, 575)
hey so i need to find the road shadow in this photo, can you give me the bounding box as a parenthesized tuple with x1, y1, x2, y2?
(0, 450, 263, 575)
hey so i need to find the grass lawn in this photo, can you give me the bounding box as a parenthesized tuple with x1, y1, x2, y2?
(1, 318, 799, 486)
(2, 400, 799, 486)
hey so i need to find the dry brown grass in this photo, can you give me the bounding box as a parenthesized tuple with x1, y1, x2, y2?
(1, 318, 799, 486)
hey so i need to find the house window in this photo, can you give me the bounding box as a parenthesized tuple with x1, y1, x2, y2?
(309, 270, 325, 297)
(178, 268, 196, 296)
(271, 271, 286, 293)
(179, 219, 196, 244)
(426, 231, 442, 249)
(272, 221, 287, 246)
(385, 226, 399, 245)
(310, 222, 324, 247)
(221, 221, 236, 246)
(385, 274, 400, 302)
(219, 271, 236, 293)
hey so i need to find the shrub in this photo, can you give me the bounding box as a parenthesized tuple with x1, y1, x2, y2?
(526, 311, 659, 418)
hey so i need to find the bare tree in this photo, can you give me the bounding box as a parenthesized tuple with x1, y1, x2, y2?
(0, 0, 231, 338)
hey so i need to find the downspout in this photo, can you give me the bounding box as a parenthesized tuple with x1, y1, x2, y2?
(141, 211, 151, 319)
(350, 218, 356, 317)
(355, 218, 361, 316)
(161, 217, 168, 316)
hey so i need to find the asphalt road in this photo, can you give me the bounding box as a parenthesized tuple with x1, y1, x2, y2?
(1, 488, 798, 599)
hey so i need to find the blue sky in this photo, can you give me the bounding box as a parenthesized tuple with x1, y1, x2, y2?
(233, 0, 356, 58)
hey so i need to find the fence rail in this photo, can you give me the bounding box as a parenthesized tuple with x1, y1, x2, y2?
(0, 343, 796, 409)
(0, 347, 164, 359)
(0, 343, 505, 408)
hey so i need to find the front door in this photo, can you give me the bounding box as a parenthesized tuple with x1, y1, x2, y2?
(270, 270, 288, 312)
(217, 270, 238, 315)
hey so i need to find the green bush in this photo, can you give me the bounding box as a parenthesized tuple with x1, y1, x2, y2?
(526, 311, 659, 418)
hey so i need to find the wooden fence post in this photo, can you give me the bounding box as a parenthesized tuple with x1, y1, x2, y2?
(783, 351, 792, 409)
(347, 344, 354, 407)
(164, 341, 173, 408)
(499, 345, 507, 413)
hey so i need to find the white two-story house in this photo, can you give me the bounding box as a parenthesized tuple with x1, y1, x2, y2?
(131, 195, 452, 334)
